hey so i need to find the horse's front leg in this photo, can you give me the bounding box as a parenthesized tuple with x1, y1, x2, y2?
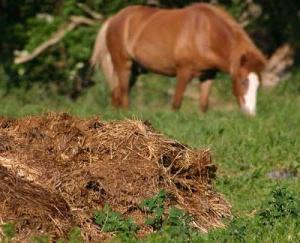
(199, 79, 213, 112)
(172, 69, 193, 110)
(111, 85, 122, 107)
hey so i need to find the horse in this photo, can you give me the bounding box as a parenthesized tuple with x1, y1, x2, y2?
(91, 3, 267, 115)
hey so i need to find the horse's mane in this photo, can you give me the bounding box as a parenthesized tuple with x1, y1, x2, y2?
(191, 3, 267, 71)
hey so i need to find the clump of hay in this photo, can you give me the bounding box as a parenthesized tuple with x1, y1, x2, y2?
(0, 113, 231, 240)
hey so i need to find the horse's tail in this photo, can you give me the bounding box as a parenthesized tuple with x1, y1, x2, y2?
(90, 18, 117, 90)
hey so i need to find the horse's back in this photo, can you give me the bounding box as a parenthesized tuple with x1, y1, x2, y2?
(107, 6, 202, 75)
(105, 4, 265, 76)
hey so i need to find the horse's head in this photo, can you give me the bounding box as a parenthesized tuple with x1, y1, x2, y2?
(233, 51, 266, 116)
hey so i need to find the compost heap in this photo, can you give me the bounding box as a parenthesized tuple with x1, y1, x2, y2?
(0, 113, 231, 240)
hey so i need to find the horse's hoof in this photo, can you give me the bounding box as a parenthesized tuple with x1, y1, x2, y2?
(172, 104, 180, 111)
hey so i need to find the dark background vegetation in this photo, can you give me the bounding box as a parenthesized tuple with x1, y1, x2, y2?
(0, 0, 299, 95)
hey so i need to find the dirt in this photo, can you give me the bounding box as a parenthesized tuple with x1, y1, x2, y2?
(0, 113, 231, 241)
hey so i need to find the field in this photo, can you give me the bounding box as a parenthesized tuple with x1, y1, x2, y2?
(1, 70, 300, 242)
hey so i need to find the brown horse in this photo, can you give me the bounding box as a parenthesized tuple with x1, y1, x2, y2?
(91, 3, 267, 115)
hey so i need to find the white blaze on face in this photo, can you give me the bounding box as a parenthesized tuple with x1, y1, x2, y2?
(243, 72, 260, 116)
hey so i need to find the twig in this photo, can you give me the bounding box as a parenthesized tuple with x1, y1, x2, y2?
(70, 15, 97, 25)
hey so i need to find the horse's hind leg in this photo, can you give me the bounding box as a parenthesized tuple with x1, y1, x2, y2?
(111, 57, 132, 108)
(199, 79, 213, 112)
(172, 69, 193, 110)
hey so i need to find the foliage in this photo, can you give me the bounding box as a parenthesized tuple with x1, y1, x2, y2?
(259, 186, 300, 227)
(31, 236, 50, 243)
(7, 1, 99, 94)
(165, 207, 192, 229)
(93, 191, 193, 239)
(67, 227, 84, 243)
(161, 207, 194, 240)
(140, 190, 166, 213)
(0, 223, 15, 243)
(0, 0, 144, 94)
(113, 186, 300, 242)
(93, 190, 194, 240)
(139, 190, 194, 238)
(94, 204, 139, 235)
(253, 0, 300, 53)
(93, 0, 144, 15)
(207, 186, 300, 242)
(56, 227, 84, 243)
(140, 190, 166, 230)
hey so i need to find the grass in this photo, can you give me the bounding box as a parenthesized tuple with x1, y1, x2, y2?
(0, 70, 300, 242)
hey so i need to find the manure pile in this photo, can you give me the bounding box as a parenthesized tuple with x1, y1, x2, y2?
(0, 113, 231, 241)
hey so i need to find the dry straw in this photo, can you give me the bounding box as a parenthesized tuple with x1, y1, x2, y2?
(0, 113, 231, 241)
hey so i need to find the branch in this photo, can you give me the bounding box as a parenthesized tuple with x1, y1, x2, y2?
(77, 3, 103, 20)
(262, 44, 294, 87)
(14, 16, 98, 65)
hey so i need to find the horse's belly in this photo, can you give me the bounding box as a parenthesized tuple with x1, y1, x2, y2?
(127, 19, 180, 75)
(133, 49, 177, 76)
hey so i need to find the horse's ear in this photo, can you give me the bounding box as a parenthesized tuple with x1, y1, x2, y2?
(240, 51, 266, 71)
(240, 51, 255, 67)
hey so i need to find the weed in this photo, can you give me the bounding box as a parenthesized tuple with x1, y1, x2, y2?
(140, 190, 166, 230)
(67, 227, 83, 243)
(56, 227, 83, 243)
(259, 186, 300, 227)
(0, 223, 15, 243)
(140, 191, 194, 238)
(166, 207, 192, 228)
(31, 235, 50, 243)
(226, 218, 249, 242)
(94, 204, 138, 235)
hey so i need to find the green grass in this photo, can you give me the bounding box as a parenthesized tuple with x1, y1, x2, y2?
(0, 70, 300, 242)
